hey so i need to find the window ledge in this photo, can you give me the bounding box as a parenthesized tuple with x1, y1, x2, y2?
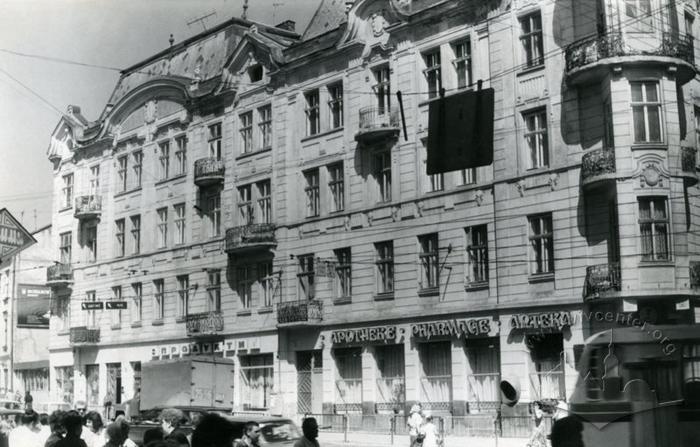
(59, 206, 72, 213)
(130, 322, 142, 328)
(333, 297, 352, 305)
(638, 260, 675, 268)
(58, 330, 69, 336)
(630, 143, 667, 151)
(257, 307, 273, 314)
(110, 324, 121, 330)
(237, 309, 252, 317)
(373, 292, 395, 301)
(465, 281, 489, 292)
(418, 287, 440, 297)
(114, 187, 142, 199)
(300, 127, 344, 143)
(151, 319, 164, 326)
(516, 64, 545, 77)
(528, 272, 555, 284)
(155, 173, 187, 187)
(236, 147, 272, 161)
(176, 316, 187, 323)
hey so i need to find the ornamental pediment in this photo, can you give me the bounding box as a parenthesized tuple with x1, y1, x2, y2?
(222, 33, 279, 94)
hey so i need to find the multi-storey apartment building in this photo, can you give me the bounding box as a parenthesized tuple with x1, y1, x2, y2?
(44, 0, 700, 420)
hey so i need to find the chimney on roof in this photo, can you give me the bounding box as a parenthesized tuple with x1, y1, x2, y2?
(275, 20, 295, 32)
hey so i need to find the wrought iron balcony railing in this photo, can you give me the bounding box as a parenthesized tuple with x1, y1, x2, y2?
(225, 224, 276, 254)
(47, 263, 73, 286)
(356, 106, 400, 142)
(74, 196, 102, 219)
(682, 146, 697, 173)
(584, 262, 621, 299)
(565, 31, 694, 73)
(185, 311, 224, 337)
(277, 300, 323, 326)
(69, 326, 100, 345)
(581, 148, 616, 183)
(194, 157, 225, 186)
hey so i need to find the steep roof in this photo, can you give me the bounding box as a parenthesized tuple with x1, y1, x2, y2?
(302, 0, 348, 41)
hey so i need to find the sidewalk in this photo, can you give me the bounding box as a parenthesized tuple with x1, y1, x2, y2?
(319, 431, 529, 447)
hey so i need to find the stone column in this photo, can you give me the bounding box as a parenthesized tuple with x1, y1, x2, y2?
(451, 338, 468, 416)
(404, 334, 420, 414)
(361, 345, 377, 414)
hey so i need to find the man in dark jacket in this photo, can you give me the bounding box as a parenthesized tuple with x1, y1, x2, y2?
(160, 408, 189, 447)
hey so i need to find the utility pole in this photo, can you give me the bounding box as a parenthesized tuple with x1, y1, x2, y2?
(186, 11, 217, 31)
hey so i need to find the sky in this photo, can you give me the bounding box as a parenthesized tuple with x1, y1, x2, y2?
(0, 0, 322, 233)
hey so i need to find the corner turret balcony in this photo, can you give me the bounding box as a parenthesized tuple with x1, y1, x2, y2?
(355, 106, 400, 144)
(46, 263, 73, 287)
(185, 311, 224, 337)
(69, 326, 100, 346)
(277, 300, 323, 328)
(225, 224, 276, 255)
(194, 157, 225, 187)
(584, 263, 621, 300)
(74, 196, 101, 220)
(581, 148, 616, 188)
(565, 31, 696, 85)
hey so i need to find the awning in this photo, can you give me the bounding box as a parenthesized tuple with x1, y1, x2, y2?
(14, 360, 49, 370)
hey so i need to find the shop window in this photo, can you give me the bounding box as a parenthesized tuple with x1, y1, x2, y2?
(55, 366, 74, 404)
(334, 347, 362, 412)
(85, 364, 100, 407)
(376, 345, 405, 411)
(106, 362, 122, 405)
(419, 341, 452, 409)
(465, 339, 500, 411)
(528, 333, 565, 400)
(240, 354, 274, 409)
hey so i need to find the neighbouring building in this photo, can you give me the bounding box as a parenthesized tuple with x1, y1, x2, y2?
(44, 0, 700, 421)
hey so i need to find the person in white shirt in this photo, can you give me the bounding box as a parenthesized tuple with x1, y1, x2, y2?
(81, 411, 106, 447)
(407, 403, 424, 447)
(418, 412, 441, 447)
(8, 410, 42, 447)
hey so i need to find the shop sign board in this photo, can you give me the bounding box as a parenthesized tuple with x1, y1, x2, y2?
(331, 326, 397, 344)
(152, 341, 225, 359)
(411, 318, 493, 340)
(105, 301, 128, 310)
(81, 302, 104, 310)
(509, 311, 574, 330)
(0, 209, 36, 261)
(17, 284, 50, 328)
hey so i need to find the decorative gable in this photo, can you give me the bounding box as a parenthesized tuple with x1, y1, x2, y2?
(222, 31, 281, 95)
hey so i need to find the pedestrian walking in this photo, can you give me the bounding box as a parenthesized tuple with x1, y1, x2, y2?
(54, 411, 88, 447)
(293, 417, 319, 447)
(9, 409, 42, 447)
(407, 403, 424, 446)
(160, 408, 190, 447)
(418, 412, 442, 447)
(234, 421, 262, 447)
(190, 413, 236, 447)
(25, 391, 34, 411)
(526, 401, 547, 447)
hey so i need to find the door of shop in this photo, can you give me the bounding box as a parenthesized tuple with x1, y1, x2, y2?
(106, 363, 122, 406)
(297, 350, 322, 414)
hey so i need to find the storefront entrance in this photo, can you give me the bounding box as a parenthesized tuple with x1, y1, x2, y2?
(297, 350, 323, 414)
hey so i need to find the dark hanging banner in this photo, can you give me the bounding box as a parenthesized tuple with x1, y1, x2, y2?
(426, 87, 495, 175)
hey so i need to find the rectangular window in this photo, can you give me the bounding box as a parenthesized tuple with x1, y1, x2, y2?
(304, 169, 320, 218)
(429, 173, 444, 192)
(528, 214, 554, 275)
(259, 262, 276, 308)
(158, 141, 170, 180)
(374, 66, 391, 113)
(376, 241, 394, 295)
(157, 207, 168, 248)
(59, 232, 72, 264)
(424, 50, 442, 99)
(86, 291, 97, 327)
(238, 185, 253, 225)
(62, 174, 74, 208)
(375, 152, 392, 203)
(328, 163, 344, 213)
(237, 266, 253, 309)
(240, 111, 253, 154)
(85, 225, 97, 263)
(153, 279, 164, 320)
(115, 219, 125, 258)
(207, 270, 221, 312)
(131, 283, 142, 323)
(177, 275, 189, 318)
(117, 156, 128, 193)
(257, 180, 272, 224)
(175, 136, 187, 175)
(631, 81, 662, 143)
(335, 248, 352, 299)
(419, 234, 439, 290)
(467, 225, 489, 284)
(89, 165, 100, 196)
(132, 150, 142, 188)
(625, 0, 653, 31)
(111, 286, 122, 326)
(520, 12, 544, 67)
(305, 90, 320, 136)
(130, 215, 141, 255)
(174, 203, 185, 245)
(328, 83, 344, 129)
(208, 123, 222, 159)
(452, 39, 472, 89)
(686, 12, 695, 37)
(297, 254, 315, 300)
(208, 194, 221, 237)
(639, 197, 670, 261)
(524, 108, 548, 169)
(258, 105, 272, 150)
(458, 168, 477, 186)
(239, 354, 274, 409)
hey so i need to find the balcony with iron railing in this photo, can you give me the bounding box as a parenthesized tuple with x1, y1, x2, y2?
(276, 300, 323, 328)
(565, 31, 696, 85)
(581, 148, 616, 188)
(74, 196, 102, 220)
(355, 106, 400, 143)
(225, 224, 276, 255)
(46, 263, 73, 287)
(584, 262, 621, 300)
(69, 326, 100, 346)
(185, 311, 224, 337)
(194, 157, 225, 187)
